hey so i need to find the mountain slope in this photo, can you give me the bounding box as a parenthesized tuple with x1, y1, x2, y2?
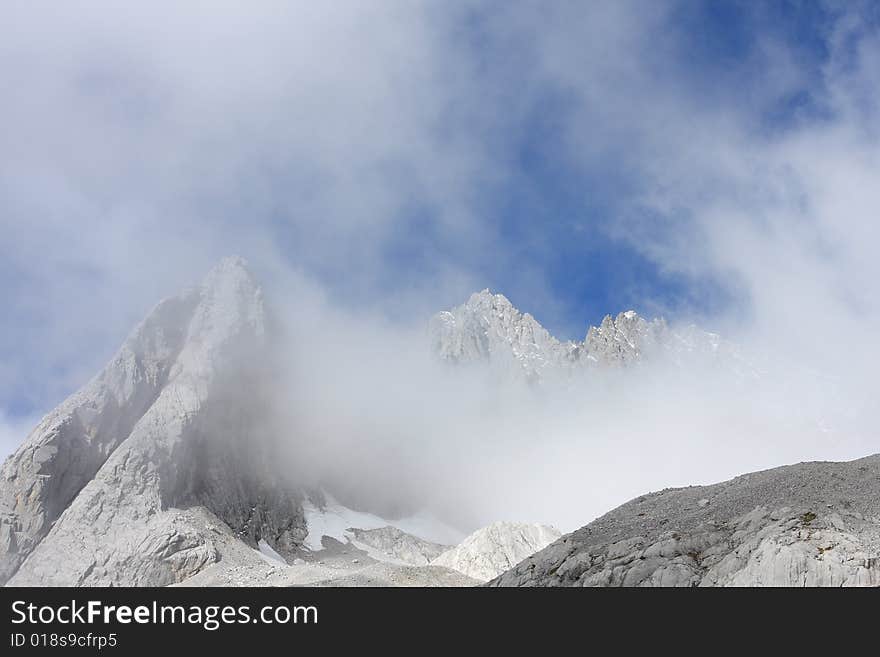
(489, 454, 880, 587)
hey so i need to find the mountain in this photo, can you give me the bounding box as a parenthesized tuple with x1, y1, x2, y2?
(1, 257, 308, 585)
(431, 522, 561, 581)
(2, 258, 871, 587)
(429, 289, 748, 382)
(0, 259, 480, 587)
(489, 454, 880, 587)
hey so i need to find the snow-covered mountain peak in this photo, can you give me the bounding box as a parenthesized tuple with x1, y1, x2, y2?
(0, 255, 293, 586)
(584, 310, 669, 366)
(188, 255, 265, 343)
(429, 288, 573, 381)
(466, 287, 512, 308)
(430, 291, 745, 381)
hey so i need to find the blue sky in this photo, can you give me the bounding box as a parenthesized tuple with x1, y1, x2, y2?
(2, 1, 880, 444)
(339, 0, 856, 334)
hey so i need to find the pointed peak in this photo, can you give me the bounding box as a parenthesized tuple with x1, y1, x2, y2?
(208, 255, 251, 276)
(615, 310, 669, 330)
(468, 288, 494, 301)
(614, 310, 648, 326)
(201, 256, 258, 291)
(466, 288, 513, 309)
(193, 256, 265, 338)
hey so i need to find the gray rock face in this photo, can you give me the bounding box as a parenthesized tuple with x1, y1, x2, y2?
(489, 454, 880, 587)
(429, 291, 743, 382)
(2, 257, 307, 586)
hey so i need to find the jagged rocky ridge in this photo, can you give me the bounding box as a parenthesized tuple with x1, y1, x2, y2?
(429, 289, 750, 382)
(1, 257, 307, 586)
(489, 454, 880, 587)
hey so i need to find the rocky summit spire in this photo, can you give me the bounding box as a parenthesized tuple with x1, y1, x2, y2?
(583, 310, 669, 366)
(0, 257, 305, 586)
(429, 289, 577, 382)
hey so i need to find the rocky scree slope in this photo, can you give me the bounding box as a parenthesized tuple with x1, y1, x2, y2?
(1, 257, 307, 586)
(490, 454, 880, 587)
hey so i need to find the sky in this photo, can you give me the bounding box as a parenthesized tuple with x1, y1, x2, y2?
(1, 1, 880, 480)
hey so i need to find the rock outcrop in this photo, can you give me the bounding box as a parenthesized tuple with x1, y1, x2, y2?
(489, 454, 880, 587)
(432, 521, 560, 581)
(2, 257, 307, 586)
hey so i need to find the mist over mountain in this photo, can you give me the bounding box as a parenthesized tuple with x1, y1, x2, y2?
(429, 288, 753, 380)
(2, 0, 880, 594)
(2, 256, 876, 586)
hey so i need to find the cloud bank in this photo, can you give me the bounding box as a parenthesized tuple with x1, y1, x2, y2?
(263, 269, 874, 533)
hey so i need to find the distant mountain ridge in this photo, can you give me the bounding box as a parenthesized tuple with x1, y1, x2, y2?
(429, 289, 749, 382)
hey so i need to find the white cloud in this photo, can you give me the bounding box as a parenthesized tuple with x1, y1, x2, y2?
(0, 411, 34, 461)
(0, 2, 506, 411)
(2, 1, 878, 532)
